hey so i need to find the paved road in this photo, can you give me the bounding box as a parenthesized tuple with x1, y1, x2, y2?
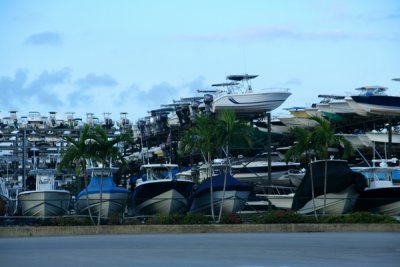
(1, 232, 399, 267)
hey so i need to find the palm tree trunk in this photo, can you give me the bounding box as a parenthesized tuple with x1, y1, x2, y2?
(84, 174, 95, 225)
(323, 159, 328, 215)
(218, 144, 229, 222)
(208, 152, 215, 221)
(310, 161, 318, 220)
(97, 168, 104, 225)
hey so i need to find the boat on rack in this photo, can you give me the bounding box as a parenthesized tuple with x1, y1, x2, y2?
(353, 166, 400, 216)
(347, 86, 400, 116)
(189, 173, 252, 215)
(128, 163, 195, 216)
(366, 129, 400, 144)
(17, 169, 71, 217)
(75, 167, 129, 218)
(291, 160, 367, 215)
(201, 74, 291, 118)
(230, 153, 300, 186)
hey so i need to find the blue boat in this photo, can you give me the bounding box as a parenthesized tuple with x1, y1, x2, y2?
(75, 168, 129, 218)
(189, 173, 252, 215)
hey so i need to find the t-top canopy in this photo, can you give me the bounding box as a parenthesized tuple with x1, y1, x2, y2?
(226, 74, 258, 81)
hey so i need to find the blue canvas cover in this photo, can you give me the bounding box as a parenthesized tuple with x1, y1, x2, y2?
(193, 173, 252, 197)
(77, 176, 128, 199)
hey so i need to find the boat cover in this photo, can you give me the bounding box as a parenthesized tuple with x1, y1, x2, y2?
(291, 160, 367, 211)
(193, 173, 252, 197)
(77, 176, 128, 198)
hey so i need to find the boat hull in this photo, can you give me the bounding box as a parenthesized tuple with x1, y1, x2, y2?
(75, 191, 128, 218)
(0, 195, 9, 216)
(18, 190, 71, 217)
(212, 91, 291, 116)
(297, 186, 359, 215)
(351, 95, 400, 115)
(128, 179, 195, 216)
(354, 187, 400, 216)
(190, 190, 251, 215)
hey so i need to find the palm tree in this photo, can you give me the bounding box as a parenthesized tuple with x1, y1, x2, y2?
(59, 124, 97, 224)
(308, 116, 354, 215)
(179, 115, 220, 221)
(285, 116, 354, 216)
(216, 109, 252, 222)
(89, 126, 131, 225)
(284, 125, 318, 219)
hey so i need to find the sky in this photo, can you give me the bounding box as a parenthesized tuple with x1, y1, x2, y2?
(0, 0, 399, 123)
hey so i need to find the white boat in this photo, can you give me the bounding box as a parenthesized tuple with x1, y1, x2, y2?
(337, 133, 373, 148)
(366, 129, 400, 144)
(256, 186, 296, 210)
(128, 163, 195, 216)
(278, 115, 319, 129)
(297, 185, 359, 215)
(230, 154, 300, 186)
(291, 160, 367, 215)
(354, 166, 400, 216)
(189, 173, 252, 215)
(202, 74, 291, 118)
(287, 168, 306, 187)
(75, 167, 129, 218)
(18, 169, 71, 217)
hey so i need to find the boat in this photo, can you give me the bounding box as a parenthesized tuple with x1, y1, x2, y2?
(287, 168, 306, 187)
(75, 167, 129, 218)
(0, 177, 11, 216)
(128, 163, 195, 216)
(17, 169, 71, 217)
(347, 86, 400, 116)
(255, 185, 296, 210)
(353, 166, 400, 216)
(316, 95, 357, 122)
(189, 173, 252, 215)
(201, 74, 291, 118)
(230, 154, 300, 186)
(337, 133, 373, 149)
(291, 160, 367, 215)
(366, 129, 400, 144)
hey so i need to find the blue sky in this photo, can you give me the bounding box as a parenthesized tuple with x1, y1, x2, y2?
(0, 0, 399, 122)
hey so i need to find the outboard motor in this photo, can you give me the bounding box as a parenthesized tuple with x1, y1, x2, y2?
(190, 101, 200, 122)
(203, 94, 213, 116)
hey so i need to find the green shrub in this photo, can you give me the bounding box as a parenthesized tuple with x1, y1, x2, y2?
(342, 212, 397, 224)
(218, 213, 243, 224)
(250, 210, 314, 224)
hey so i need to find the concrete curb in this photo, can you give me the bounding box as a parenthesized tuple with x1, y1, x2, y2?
(1, 224, 400, 237)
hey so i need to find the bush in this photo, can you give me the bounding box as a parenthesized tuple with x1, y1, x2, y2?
(218, 213, 243, 224)
(250, 210, 314, 224)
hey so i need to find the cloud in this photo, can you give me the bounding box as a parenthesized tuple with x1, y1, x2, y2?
(76, 73, 118, 89)
(0, 69, 70, 113)
(114, 76, 207, 120)
(176, 25, 393, 42)
(25, 31, 63, 46)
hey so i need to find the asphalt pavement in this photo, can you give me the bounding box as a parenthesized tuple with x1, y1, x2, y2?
(1, 232, 399, 267)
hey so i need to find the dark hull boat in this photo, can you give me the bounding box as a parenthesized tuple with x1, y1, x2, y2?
(189, 173, 252, 215)
(128, 163, 195, 216)
(292, 160, 366, 215)
(354, 167, 400, 216)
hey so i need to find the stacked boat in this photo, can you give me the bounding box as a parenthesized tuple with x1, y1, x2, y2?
(17, 169, 71, 217)
(75, 167, 129, 218)
(128, 163, 195, 216)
